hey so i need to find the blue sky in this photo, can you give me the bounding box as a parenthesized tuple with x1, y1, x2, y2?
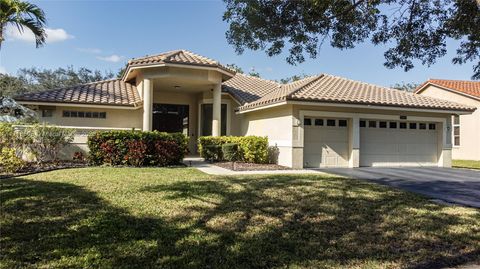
(0, 0, 474, 87)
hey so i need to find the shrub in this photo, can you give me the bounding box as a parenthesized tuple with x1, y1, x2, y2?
(21, 125, 75, 162)
(204, 144, 223, 161)
(87, 130, 188, 166)
(0, 123, 15, 150)
(222, 143, 239, 162)
(0, 148, 25, 174)
(198, 136, 268, 163)
(73, 151, 85, 162)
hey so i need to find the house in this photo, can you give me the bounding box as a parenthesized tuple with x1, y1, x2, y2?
(415, 79, 480, 161)
(15, 50, 476, 168)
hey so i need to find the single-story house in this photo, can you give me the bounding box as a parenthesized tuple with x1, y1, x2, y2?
(415, 79, 480, 161)
(15, 50, 476, 168)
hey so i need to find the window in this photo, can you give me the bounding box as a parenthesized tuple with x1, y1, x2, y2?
(41, 109, 53, 117)
(338, 120, 347, 127)
(453, 115, 460, 146)
(368, 121, 376, 128)
(62, 110, 106, 119)
(379, 121, 387, 128)
(314, 119, 323, 126)
(389, 122, 397, 129)
(360, 120, 366, 127)
(304, 118, 312, 126)
(400, 122, 407, 129)
(409, 122, 417, 129)
(419, 123, 426, 130)
(429, 123, 436, 130)
(201, 104, 227, 136)
(327, 119, 336, 126)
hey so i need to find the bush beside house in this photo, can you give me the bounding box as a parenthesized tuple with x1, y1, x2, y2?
(198, 136, 269, 163)
(87, 130, 189, 166)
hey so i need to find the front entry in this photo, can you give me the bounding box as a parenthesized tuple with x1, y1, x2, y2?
(152, 104, 189, 135)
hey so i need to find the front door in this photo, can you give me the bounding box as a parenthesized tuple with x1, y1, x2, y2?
(152, 104, 189, 135)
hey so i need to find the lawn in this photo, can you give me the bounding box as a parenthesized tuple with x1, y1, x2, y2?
(453, 159, 480, 170)
(1, 167, 479, 269)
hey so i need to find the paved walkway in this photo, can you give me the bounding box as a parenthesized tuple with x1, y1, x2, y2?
(183, 157, 325, 176)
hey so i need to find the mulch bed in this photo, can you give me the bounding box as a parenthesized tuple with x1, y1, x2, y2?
(214, 161, 290, 171)
(0, 161, 88, 179)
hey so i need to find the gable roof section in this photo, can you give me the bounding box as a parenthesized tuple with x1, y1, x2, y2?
(415, 79, 480, 100)
(237, 74, 475, 112)
(127, 50, 235, 76)
(222, 73, 280, 104)
(15, 79, 142, 107)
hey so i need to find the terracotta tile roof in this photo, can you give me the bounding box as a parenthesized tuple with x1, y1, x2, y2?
(15, 79, 142, 107)
(128, 50, 235, 75)
(236, 74, 475, 112)
(416, 79, 480, 99)
(222, 73, 280, 104)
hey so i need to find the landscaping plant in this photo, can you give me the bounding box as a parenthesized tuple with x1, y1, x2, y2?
(20, 124, 75, 162)
(198, 136, 269, 163)
(0, 147, 25, 173)
(87, 130, 188, 166)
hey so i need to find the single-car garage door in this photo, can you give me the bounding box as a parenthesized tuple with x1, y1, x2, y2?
(304, 118, 349, 168)
(360, 120, 438, 167)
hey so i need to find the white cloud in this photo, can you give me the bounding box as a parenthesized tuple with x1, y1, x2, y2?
(77, 47, 102, 54)
(96, 54, 124, 63)
(5, 25, 74, 43)
(0, 66, 7, 74)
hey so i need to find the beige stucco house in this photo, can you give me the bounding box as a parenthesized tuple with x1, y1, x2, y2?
(15, 50, 476, 168)
(415, 79, 480, 161)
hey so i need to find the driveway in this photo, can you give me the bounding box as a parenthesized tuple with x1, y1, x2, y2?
(323, 167, 480, 208)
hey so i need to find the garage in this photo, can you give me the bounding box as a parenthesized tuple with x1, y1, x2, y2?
(303, 117, 349, 168)
(360, 120, 439, 167)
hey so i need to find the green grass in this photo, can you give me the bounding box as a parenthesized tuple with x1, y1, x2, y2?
(1, 167, 479, 269)
(453, 159, 480, 170)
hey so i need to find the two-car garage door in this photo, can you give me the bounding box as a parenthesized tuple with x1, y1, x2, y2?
(303, 117, 439, 168)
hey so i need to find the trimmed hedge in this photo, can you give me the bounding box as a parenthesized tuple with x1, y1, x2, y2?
(88, 130, 188, 166)
(198, 136, 268, 163)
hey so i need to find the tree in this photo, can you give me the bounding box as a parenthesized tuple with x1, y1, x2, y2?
(248, 68, 260, 77)
(279, 74, 310, 84)
(0, 0, 47, 48)
(0, 66, 115, 97)
(226, 63, 244, 73)
(391, 82, 419, 92)
(223, 0, 480, 79)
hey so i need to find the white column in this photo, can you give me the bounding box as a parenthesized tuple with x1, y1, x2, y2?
(212, 83, 221, 136)
(439, 116, 452, 167)
(142, 78, 153, 131)
(349, 116, 360, 168)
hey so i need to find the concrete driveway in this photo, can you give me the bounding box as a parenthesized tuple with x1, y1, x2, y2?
(323, 167, 480, 208)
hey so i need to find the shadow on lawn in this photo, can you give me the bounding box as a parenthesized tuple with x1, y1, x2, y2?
(1, 175, 479, 268)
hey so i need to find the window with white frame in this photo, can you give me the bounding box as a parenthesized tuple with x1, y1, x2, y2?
(453, 115, 460, 146)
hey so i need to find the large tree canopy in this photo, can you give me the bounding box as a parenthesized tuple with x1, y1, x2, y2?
(223, 0, 480, 79)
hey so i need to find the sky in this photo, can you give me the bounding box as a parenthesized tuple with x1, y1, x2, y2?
(0, 0, 475, 88)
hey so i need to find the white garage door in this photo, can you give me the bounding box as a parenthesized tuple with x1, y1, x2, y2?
(360, 120, 438, 167)
(304, 118, 349, 168)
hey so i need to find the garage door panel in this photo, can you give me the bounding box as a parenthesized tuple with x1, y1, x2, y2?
(360, 121, 438, 167)
(304, 121, 349, 168)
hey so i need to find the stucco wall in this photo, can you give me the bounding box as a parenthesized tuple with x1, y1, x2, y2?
(418, 85, 480, 160)
(241, 105, 294, 167)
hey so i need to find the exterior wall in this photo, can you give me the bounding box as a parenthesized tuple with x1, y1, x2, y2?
(418, 85, 480, 160)
(241, 105, 294, 167)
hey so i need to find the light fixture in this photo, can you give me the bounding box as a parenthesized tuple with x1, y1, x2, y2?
(174, 85, 181, 89)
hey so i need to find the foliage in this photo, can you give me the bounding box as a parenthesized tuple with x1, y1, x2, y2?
(72, 151, 85, 162)
(0, 0, 47, 48)
(248, 68, 260, 77)
(0, 96, 38, 123)
(20, 124, 75, 162)
(0, 122, 15, 149)
(1, 167, 479, 268)
(0, 147, 25, 173)
(391, 82, 420, 92)
(222, 143, 239, 162)
(198, 136, 269, 163)
(0, 66, 115, 97)
(87, 130, 189, 166)
(279, 74, 310, 84)
(226, 63, 244, 73)
(223, 0, 480, 79)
